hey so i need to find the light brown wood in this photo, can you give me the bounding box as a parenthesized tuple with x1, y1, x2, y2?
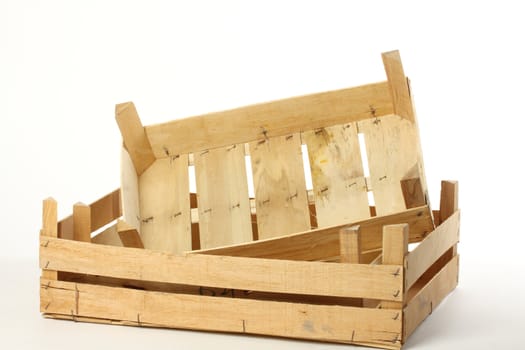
(73, 203, 91, 242)
(404, 255, 459, 340)
(194, 144, 253, 248)
(120, 148, 141, 233)
(382, 50, 414, 123)
(139, 156, 192, 254)
(250, 134, 311, 238)
(382, 224, 408, 310)
(440, 181, 458, 223)
(339, 225, 362, 264)
(40, 236, 403, 301)
(191, 205, 433, 262)
(41, 278, 402, 349)
(358, 114, 422, 216)
(91, 223, 122, 247)
(89, 189, 121, 232)
(57, 215, 74, 240)
(405, 211, 460, 289)
(400, 178, 426, 209)
(115, 102, 156, 175)
(145, 82, 394, 158)
(303, 123, 370, 227)
(117, 220, 144, 248)
(42, 198, 58, 280)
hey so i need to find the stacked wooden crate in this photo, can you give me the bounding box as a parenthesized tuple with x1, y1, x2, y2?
(40, 51, 459, 349)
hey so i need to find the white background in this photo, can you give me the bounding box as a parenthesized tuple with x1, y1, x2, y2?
(2, 1, 524, 349)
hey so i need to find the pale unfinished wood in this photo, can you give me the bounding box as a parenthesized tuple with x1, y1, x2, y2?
(73, 203, 91, 242)
(250, 134, 311, 238)
(39, 237, 403, 301)
(121, 148, 141, 233)
(382, 50, 414, 123)
(42, 198, 58, 280)
(404, 255, 459, 340)
(358, 114, 422, 216)
(406, 211, 460, 289)
(41, 278, 402, 349)
(339, 225, 362, 264)
(440, 181, 458, 223)
(145, 82, 394, 157)
(303, 123, 370, 227)
(382, 224, 408, 310)
(117, 220, 144, 249)
(191, 205, 433, 261)
(194, 144, 252, 248)
(139, 156, 191, 254)
(90, 189, 121, 232)
(115, 102, 156, 175)
(91, 223, 122, 247)
(57, 215, 74, 240)
(400, 178, 426, 209)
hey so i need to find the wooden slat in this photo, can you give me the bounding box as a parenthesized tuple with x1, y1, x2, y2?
(358, 114, 422, 216)
(381, 224, 408, 310)
(89, 189, 121, 232)
(404, 255, 459, 340)
(91, 223, 121, 247)
(146, 82, 394, 157)
(139, 156, 191, 254)
(400, 178, 425, 209)
(440, 181, 458, 223)
(406, 211, 460, 289)
(39, 237, 403, 301)
(303, 123, 370, 227)
(194, 144, 253, 248)
(191, 205, 433, 261)
(339, 226, 362, 264)
(115, 102, 156, 175)
(117, 220, 144, 249)
(57, 215, 74, 240)
(41, 278, 402, 349)
(73, 203, 91, 242)
(382, 50, 414, 123)
(250, 134, 311, 239)
(41, 198, 58, 280)
(120, 148, 141, 233)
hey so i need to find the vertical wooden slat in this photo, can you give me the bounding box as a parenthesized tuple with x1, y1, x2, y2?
(73, 203, 91, 242)
(250, 134, 311, 239)
(440, 180, 459, 257)
(303, 124, 370, 227)
(41, 198, 58, 280)
(382, 50, 414, 123)
(139, 156, 192, 254)
(358, 115, 421, 216)
(115, 102, 156, 175)
(382, 223, 408, 310)
(194, 145, 252, 249)
(121, 148, 141, 233)
(339, 225, 362, 264)
(400, 178, 425, 209)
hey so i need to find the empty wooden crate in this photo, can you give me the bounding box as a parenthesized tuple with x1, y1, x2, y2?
(39, 51, 460, 349)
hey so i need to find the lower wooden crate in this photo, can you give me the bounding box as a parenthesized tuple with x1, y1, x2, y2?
(39, 181, 459, 350)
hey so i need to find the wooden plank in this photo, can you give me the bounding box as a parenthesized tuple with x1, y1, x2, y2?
(115, 102, 156, 175)
(41, 198, 58, 280)
(406, 211, 460, 289)
(381, 224, 408, 310)
(39, 237, 403, 301)
(146, 82, 394, 157)
(382, 50, 414, 122)
(250, 134, 311, 239)
(303, 123, 370, 227)
(41, 278, 402, 349)
(117, 220, 144, 248)
(358, 114, 423, 216)
(440, 181, 458, 223)
(73, 203, 91, 242)
(120, 148, 141, 233)
(194, 144, 253, 248)
(404, 255, 459, 340)
(139, 156, 192, 254)
(57, 215, 73, 240)
(89, 189, 121, 232)
(91, 223, 122, 247)
(339, 225, 362, 264)
(400, 178, 425, 209)
(191, 205, 433, 261)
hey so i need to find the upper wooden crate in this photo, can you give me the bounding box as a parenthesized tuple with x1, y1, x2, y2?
(115, 50, 429, 255)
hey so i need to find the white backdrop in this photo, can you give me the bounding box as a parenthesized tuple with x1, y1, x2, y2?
(2, 1, 524, 349)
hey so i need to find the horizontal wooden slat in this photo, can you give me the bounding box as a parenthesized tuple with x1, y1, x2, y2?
(405, 211, 460, 289)
(404, 255, 459, 340)
(91, 223, 122, 247)
(89, 189, 122, 232)
(39, 237, 403, 301)
(41, 279, 402, 349)
(191, 206, 433, 261)
(145, 82, 393, 157)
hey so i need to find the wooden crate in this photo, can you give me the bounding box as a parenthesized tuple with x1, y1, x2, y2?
(39, 51, 460, 349)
